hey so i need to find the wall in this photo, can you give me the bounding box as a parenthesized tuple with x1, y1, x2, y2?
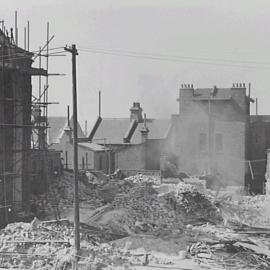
(145, 139, 164, 170)
(115, 144, 146, 170)
(164, 86, 249, 188)
(266, 150, 270, 191)
(30, 150, 62, 194)
(179, 86, 248, 122)
(165, 116, 246, 186)
(248, 120, 270, 193)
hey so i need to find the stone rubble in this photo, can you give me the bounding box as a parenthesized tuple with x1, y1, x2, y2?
(162, 182, 223, 224)
(3, 173, 270, 269)
(111, 182, 184, 235)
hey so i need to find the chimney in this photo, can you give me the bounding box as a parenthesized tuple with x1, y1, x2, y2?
(130, 102, 143, 123)
(140, 113, 149, 143)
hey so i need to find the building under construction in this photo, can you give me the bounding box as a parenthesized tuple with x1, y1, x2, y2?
(0, 22, 52, 227)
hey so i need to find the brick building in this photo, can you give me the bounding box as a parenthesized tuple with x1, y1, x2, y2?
(164, 84, 252, 188)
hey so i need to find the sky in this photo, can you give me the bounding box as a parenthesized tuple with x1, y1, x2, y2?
(2, 0, 270, 129)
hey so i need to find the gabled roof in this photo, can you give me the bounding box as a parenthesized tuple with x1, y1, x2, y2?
(48, 116, 85, 145)
(90, 118, 170, 144)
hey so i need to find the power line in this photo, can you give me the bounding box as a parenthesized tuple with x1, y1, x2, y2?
(78, 47, 270, 70)
(79, 46, 270, 66)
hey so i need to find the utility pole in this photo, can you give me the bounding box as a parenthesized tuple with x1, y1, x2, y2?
(208, 91, 213, 175)
(64, 44, 80, 255)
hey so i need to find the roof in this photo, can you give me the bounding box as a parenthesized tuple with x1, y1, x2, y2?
(48, 116, 86, 145)
(192, 88, 232, 101)
(78, 142, 107, 152)
(91, 118, 171, 144)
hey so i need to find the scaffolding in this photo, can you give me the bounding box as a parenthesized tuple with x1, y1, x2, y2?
(0, 14, 62, 227)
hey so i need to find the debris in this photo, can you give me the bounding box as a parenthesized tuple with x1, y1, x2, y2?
(124, 174, 161, 185)
(162, 182, 223, 225)
(111, 182, 184, 235)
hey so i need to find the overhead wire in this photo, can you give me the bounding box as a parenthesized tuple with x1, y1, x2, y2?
(79, 46, 270, 66)
(78, 46, 270, 70)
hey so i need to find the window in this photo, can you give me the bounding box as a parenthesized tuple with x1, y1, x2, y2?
(215, 133, 223, 153)
(199, 133, 207, 152)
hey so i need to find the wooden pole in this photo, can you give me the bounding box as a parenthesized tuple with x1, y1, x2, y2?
(15, 11, 18, 46)
(99, 90, 101, 117)
(64, 44, 80, 255)
(27, 21, 30, 51)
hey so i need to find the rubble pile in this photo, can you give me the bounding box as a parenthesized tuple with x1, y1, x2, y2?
(97, 180, 135, 203)
(0, 219, 136, 270)
(186, 223, 270, 270)
(30, 173, 104, 219)
(111, 182, 183, 235)
(163, 182, 223, 224)
(124, 174, 161, 185)
(218, 195, 270, 227)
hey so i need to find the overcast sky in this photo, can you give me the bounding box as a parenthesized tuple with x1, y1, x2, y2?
(2, 0, 270, 128)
